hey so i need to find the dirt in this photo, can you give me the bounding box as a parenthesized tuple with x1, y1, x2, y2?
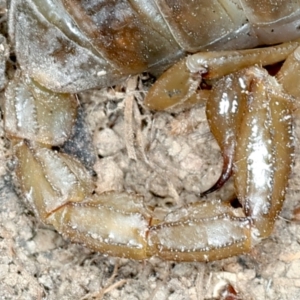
(1, 2, 300, 300)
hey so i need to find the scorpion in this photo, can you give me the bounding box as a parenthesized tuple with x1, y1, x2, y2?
(3, 0, 300, 262)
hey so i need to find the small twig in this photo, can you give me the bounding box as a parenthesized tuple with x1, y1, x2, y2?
(81, 260, 128, 300)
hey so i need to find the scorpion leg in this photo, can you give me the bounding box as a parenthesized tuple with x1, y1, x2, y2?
(144, 39, 300, 111)
(234, 67, 294, 238)
(143, 57, 209, 111)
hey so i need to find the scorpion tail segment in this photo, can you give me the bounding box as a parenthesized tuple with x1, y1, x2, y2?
(144, 58, 208, 111)
(202, 71, 251, 195)
(200, 147, 234, 197)
(46, 195, 253, 262)
(14, 141, 95, 222)
(4, 73, 78, 146)
(15, 138, 254, 261)
(234, 67, 294, 238)
(49, 193, 152, 260)
(147, 201, 252, 262)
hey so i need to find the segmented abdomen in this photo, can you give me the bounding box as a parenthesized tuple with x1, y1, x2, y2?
(8, 0, 300, 92)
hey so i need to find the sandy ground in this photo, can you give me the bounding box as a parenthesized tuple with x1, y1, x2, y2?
(1, 2, 300, 300)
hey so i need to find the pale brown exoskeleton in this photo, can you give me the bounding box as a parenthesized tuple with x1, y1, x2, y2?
(4, 0, 300, 261)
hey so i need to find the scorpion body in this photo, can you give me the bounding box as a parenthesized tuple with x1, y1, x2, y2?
(8, 0, 300, 92)
(3, 0, 300, 261)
